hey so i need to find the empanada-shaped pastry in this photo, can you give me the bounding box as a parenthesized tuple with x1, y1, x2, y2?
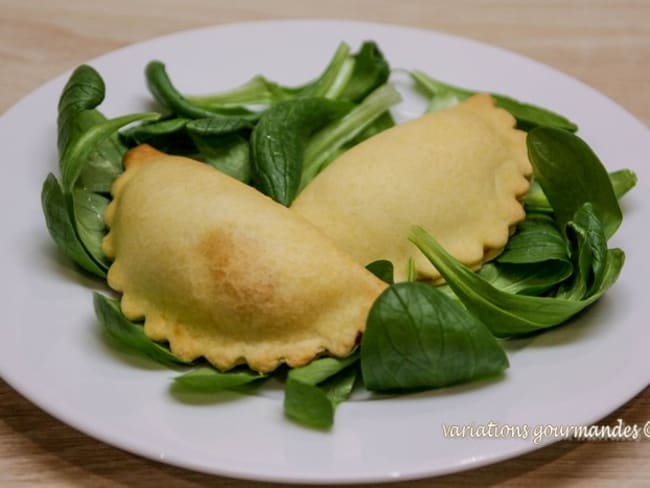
(103, 145, 386, 372)
(292, 94, 532, 282)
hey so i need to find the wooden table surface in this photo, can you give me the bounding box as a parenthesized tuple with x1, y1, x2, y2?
(1, 0, 648, 485)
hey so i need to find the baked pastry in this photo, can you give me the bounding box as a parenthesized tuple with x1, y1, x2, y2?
(103, 145, 386, 372)
(292, 94, 532, 281)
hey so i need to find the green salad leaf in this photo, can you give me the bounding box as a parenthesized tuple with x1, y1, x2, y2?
(186, 116, 254, 136)
(121, 117, 194, 154)
(121, 115, 255, 181)
(608, 169, 638, 200)
(299, 83, 402, 189)
(478, 214, 573, 296)
(186, 40, 389, 110)
(338, 41, 390, 102)
(498, 213, 570, 265)
(183, 42, 353, 111)
(57, 65, 106, 158)
(366, 259, 395, 284)
(61, 111, 160, 193)
(284, 354, 359, 429)
(527, 128, 622, 239)
(251, 97, 351, 205)
(94, 293, 190, 367)
(46, 65, 161, 278)
(187, 74, 297, 109)
(478, 261, 573, 296)
(410, 226, 624, 337)
(361, 282, 508, 391)
(173, 367, 266, 392)
(71, 188, 111, 270)
(66, 109, 126, 194)
(555, 203, 608, 300)
(41, 174, 106, 277)
(345, 111, 396, 147)
(524, 169, 637, 212)
(58, 65, 159, 193)
(193, 134, 251, 182)
(411, 70, 578, 131)
(285, 368, 358, 429)
(145, 60, 258, 119)
(186, 117, 254, 181)
(300, 42, 354, 99)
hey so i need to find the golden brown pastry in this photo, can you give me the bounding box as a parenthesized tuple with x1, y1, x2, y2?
(103, 145, 386, 373)
(292, 94, 532, 281)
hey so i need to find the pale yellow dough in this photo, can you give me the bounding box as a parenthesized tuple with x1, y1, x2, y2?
(292, 94, 532, 281)
(103, 145, 386, 373)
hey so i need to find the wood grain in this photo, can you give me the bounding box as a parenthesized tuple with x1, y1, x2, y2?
(1, 0, 648, 485)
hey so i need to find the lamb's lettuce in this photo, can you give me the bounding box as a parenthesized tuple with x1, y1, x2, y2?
(251, 98, 352, 205)
(411, 70, 578, 131)
(361, 282, 508, 391)
(410, 225, 624, 337)
(43, 65, 159, 278)
(284, 354, 359, 429)
(527, 128, 622, 239)
(41, 174, 106, 277)
(524, 169, 637, 213)
(174, 367, 266, 392)
(300, 83, 401, 190)
(94, 293, 190, 367)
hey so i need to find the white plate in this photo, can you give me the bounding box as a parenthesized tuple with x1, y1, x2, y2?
(0, 20, 648, 484)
